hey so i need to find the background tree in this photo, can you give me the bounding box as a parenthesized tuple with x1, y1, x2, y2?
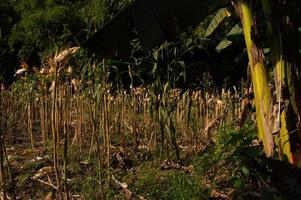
(0, 0, 17, 83)
(0, 0, 125, 82)
(8, 0, 86, 64)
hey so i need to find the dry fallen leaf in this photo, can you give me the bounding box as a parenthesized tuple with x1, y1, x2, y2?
(32, 166, 53, 180)
(43, 192, 52, 200)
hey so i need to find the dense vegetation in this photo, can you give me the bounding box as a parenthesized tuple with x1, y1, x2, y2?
(1, 0, 301, 199)
(0, 0, 128, 83)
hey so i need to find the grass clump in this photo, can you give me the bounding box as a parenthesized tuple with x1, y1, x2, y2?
(111, 123, 261, 199)
(128, 161, 208, 200)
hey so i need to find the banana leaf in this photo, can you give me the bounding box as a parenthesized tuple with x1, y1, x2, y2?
(205, 8, 232, 37)
(216, 24, 243, 52)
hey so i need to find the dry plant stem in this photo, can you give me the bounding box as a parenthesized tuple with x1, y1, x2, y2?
(0, 139, 5, 200)
(0, 87, 6, 200)
(82, 99, 85, 148)
(73, 96, 83, 152)
(206, 93, 209, 139)
(0, 99, 16, 195)
(63, 85, 70, 200)
(159, 105, 165, 155)
(51, 74, 63, 199)
(79, 97, 83, 153)
(169, 115, 180, 160)
(133, 94, 138, 150)
(40, 97, 46, 150)
(97, 142, 105, 200)
(55, 89, 59, 145)
(143, 96, 148, 142)
(103, 60, 110, 198)
(27, 102, 35, 149)
(117, 99, 121, 150)
(57, 88, 62, 144)
(44, 94, 49, 143)
(154, 96, 159, 151)
(97, 99, 105, 200)
(88, 101, 97, 160)
(103, 92, 110, 195)
(3, 140, 16, 200)
(121, 94, 126, 153)
(36, 176, 58, 191)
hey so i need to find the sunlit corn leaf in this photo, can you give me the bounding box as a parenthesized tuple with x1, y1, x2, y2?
(205, 7, 231, 37)
(66, 66, 73, 75)
(49, 81, 55, 92)
(111, 175, 128, 189)
(54, 47, 80, 64)
(71, 79, 79, 92)
(39, 68, 48, 75)
(48, 58, 57, 75)
(14, 68, 27, 77)
(14, 62, 30, 76)
(216, 99, 224, 106)
(57, 67, 65, 77)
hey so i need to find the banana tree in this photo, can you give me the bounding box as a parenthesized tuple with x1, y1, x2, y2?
(233, 0, 301, 165)
(235, 0, 274, 157)
(261, 0, 301, 165)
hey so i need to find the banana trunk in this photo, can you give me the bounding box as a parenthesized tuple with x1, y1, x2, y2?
(237, 0, 274, 157)
(262, 0, 301, 165)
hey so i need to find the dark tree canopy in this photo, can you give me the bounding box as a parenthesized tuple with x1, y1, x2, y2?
(83, 0, 230, 58)
(0, 0, 113, 83)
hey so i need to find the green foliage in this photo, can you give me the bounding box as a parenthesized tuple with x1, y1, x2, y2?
(80, 0, 106, 30)
(124, 32, 217, 89)
(104, 0, 133, 19)
(152, 173, 207, 200)
(9, 0, 85, 61)
(0, 0, 135, 84)
(130, 161, 208, 200)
